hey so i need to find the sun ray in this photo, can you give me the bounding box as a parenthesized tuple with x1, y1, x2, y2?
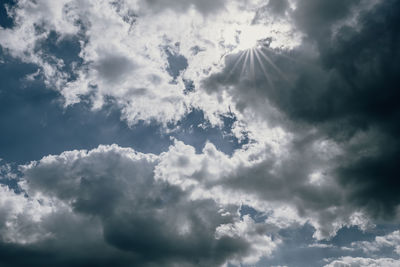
(254, 48, 274, 90)
(240, 50, 250, 77)
(262, 46, 304, 65)
(225, 51, 246, 82)
(259, 47, 290, 82)
(249, 48, 256, 81)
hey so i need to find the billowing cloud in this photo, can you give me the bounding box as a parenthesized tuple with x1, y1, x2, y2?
(0, 144, 280, 266)
(0, 0, 299, 125)
(324, 257, 400, 267)
(155, 140, 375, 240)
(203, 0, 400, 222)
(350, 230, 400, 255)
(141, 0, 227, 15)
(1, 0, 400, 265)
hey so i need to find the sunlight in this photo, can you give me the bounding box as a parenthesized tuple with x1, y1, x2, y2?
(236, 25, 268, 51)
(254, 48, 274, 88)
(224, 44, 292, 87)
(217, 9, 302, 86)
(258, 48, 289, 82)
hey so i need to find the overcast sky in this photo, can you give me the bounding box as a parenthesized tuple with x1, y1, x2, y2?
(1, 0, 400, 266)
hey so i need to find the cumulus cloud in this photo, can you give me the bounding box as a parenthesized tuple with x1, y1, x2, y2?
(154, 140, 374, 240)
(0, 0, 300, 125)
(350, 230, 400, 255)
(203, 0, 400, 223)
(1, 0, 400, 265)
(141, 0, 227, 15)
(0, 144, 282, 266)
(324, 256, 400, 267)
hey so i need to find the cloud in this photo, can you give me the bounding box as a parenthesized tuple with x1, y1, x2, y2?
(93, 53, 136, 84)
(1, 0, 400, 265)
(142, 0, 227, 15)
(203, 0, 400, 222)
(266, 0, 289, 16)
(155, 140, 374, 240)
(0, 0, 300, 126)
(0, 48, 178, 163)
(324, 256, 400, 267)
(0, 144, 281, 266)
(351, 230, 400, 255)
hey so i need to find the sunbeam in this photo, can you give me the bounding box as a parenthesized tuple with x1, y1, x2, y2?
(225, 44, 291, 87)
(225, 50, 247, 82)
(258, 47, 290, 82)
(240, 50, 250, 77)
(249, 48, 256, 81)
(262, 45, 303, 66)
(253, 48, 274, 89)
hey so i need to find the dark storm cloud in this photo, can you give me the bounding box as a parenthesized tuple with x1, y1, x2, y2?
(204, 0, 400, 220)
(291, 0, 400, 129)
(0, 145, 253, 267)
(293, 0, 361, 39)
(0, 196, 138, 267)
(294, 0, 400, 219)
(337, 138, 400, 219)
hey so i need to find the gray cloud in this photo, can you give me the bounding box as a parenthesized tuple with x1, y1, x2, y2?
(143, 0, 226, 15)
(203, 0, 400, 221)
(0, 145, 276, 266)
(293, 0, 361, 39)
(324, 256, 400, 267)
(94, 53, 136, 84)
(1, 0, 400, 265)
(267, 0, 289, 15)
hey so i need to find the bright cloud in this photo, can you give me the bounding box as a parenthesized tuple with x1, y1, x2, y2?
(1, 0, 399, 266)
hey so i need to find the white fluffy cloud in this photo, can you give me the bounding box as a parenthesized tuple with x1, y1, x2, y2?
(0, 0, 300, 126)
(350, 230, 400, 255)
(1, 0, 400, 265)
(155, 139, 375, 240)
(324, 257, 400, 267)
(0, 185, 55, 244)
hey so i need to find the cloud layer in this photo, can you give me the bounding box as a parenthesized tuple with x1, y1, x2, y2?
(1, 0, 400, 266)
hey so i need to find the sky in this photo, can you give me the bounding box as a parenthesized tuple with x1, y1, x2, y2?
(0, 0, 400, 266)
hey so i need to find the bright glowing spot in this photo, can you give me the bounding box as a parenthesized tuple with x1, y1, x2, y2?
(309, 171, 324, 185)
(222, 21, 300, 54)
(236, 25, 268, 51)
